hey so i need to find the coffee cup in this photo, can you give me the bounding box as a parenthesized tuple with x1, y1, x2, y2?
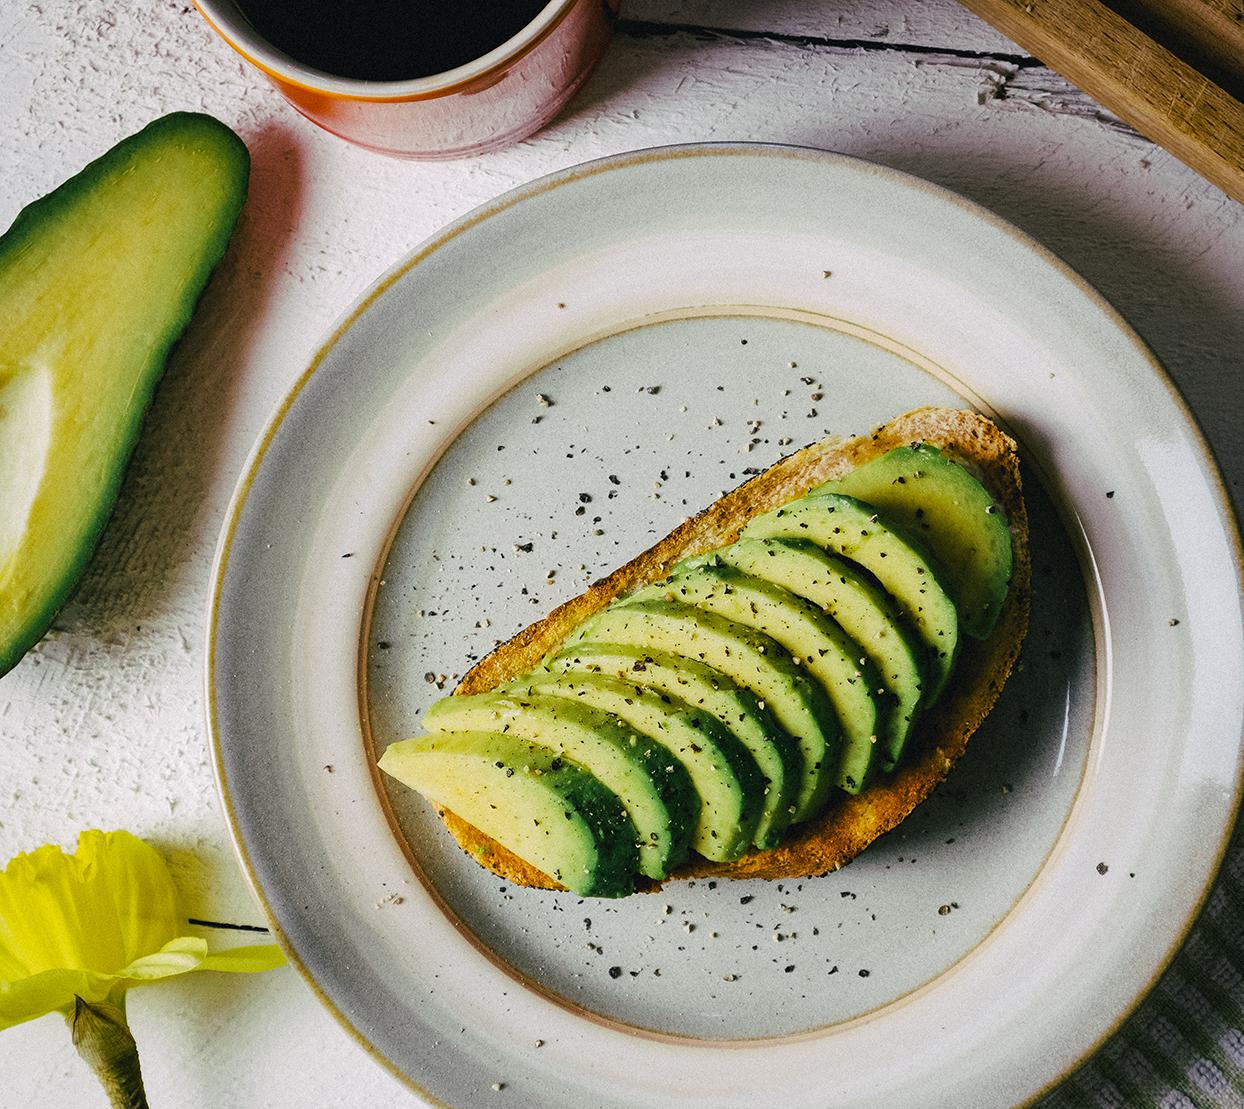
(194, 0, 619, 158)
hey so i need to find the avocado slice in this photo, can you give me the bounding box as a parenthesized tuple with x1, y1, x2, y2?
(564, 601, 834, 824)
(379, 730, 638, 898)
(0, 113, 249, 676)
(509, 672, 765, 862)
(546, 644, 800, 849)
(423, 690, 696, 880)
(744, 493, 960, 701)
(626, 567, 884, 796)
(819, 443, 1013, 638)
(683, 539, 926, 771)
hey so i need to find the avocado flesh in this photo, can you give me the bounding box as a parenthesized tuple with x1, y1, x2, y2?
(379, 731, 638, 898)
(0, 113, 249, 676)
(744, 493, 959, 701)
(820, 443, 1013, 639)
(627, 567, 884, 796)
(565, 601, 833, 824)
(546, 644, 800, 849)
(509, 672, 765, 862)
(686, 539, 926, 771)
(422, 691, 696, 880)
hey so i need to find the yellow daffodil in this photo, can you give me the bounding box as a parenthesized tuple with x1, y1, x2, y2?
(0, 829, 284, 1106)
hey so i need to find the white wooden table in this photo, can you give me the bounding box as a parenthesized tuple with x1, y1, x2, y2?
(3, 2, 1242, 1105)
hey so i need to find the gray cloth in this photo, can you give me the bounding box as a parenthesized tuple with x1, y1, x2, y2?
(1040, 829, 1244, 1108)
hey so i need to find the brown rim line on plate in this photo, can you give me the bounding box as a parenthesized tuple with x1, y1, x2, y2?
(428, 406, 1030, 890)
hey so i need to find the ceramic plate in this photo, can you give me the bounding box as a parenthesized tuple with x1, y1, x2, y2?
(208, 145, 1244, 1108)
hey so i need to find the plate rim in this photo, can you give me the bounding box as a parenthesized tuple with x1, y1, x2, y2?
(205, 140, 1244, 1107)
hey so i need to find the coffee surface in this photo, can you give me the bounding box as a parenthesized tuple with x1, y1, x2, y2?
(234, 0, 550, 81)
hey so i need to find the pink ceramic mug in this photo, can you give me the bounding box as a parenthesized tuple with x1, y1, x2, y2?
(194, 0, 619, 159)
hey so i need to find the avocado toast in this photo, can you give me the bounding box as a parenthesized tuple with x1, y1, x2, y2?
(380, 406, 1030, 895)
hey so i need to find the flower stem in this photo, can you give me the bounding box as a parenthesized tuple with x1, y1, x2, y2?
(71, 995, 149, 1109)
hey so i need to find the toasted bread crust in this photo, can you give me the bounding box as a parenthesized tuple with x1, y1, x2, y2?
(437, 407, 1030, 889)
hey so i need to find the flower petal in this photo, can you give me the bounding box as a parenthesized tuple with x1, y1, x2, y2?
(115, 935, 284, 982)
(0, 841, 122, 977)
(119, 936, 208, 982)
(0, 966, 116, 1030)
(84, 831, 182, 968)
(0, 831, 179, 979)
(197, 944, 286, 974)
(0, 831, 283, 1027)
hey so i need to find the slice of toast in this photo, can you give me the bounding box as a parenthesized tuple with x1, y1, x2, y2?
(436, 406, 1030, 889)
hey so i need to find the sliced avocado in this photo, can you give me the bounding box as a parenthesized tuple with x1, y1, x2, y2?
(564, 601, 834, 824)
(546, 644, 800, 849)
(423, 690, 696, 880)
(683, 539, 926, 771)
(379, 730, 638, 898)
(509, 672, 764, 862)
(627, 567, 884, 796)
(744, 492, 960, 701)
(0, 113, 249, 676)
(820, 443, 1013, 638)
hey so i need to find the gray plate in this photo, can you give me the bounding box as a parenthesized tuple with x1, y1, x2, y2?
(209, 145, 1243, 1109)
(366, 312, 1092, 1040)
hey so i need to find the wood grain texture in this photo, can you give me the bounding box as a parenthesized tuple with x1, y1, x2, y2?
(1111, 0, 1244, 98)
(958, 0, 1244, 205)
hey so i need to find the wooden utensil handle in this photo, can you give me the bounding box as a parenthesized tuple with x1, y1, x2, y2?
(958, 0, 1244, 206)
(1112, 0, 1244, 98)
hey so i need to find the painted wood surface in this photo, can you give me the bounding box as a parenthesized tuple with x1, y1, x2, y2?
(959, 0, 1244, 205)
(1, 1, 1241, 1105)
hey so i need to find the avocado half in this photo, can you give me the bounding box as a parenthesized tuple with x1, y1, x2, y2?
(0, 113, 250, 677)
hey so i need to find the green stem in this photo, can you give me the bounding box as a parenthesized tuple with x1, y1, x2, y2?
(71, 995, 149, 1109)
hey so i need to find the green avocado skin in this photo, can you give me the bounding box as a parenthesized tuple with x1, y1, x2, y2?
(0, 113, 249, 677)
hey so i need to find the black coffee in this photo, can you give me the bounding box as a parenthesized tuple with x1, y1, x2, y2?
(234, 0, 551, 82)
